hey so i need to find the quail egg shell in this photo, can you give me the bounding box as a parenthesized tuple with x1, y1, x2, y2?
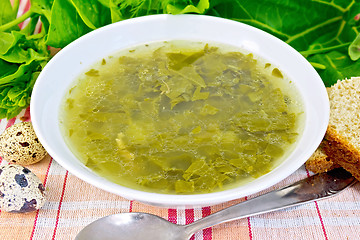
(0, 164, 46, 213)
(0, 121, 48, 165)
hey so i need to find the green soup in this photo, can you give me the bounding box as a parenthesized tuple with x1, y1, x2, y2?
(60, 40, 304, 194)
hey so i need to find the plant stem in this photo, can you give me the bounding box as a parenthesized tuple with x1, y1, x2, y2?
(300, 42, 351, 56)
(0, 10, 33, 32)
(27, 31, 45, 40)
(309, 62, 326, 70)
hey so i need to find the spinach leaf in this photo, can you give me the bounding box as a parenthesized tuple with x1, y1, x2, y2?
(0, 59, 18, 79)
(0, 31, 49, 63)
(208, 0, 360, 85)
(307, 50, 360, 86)
(0, 26, 49, 119)
(98, 0, 110, 8)
(0, 0, 18, 27)
(0, 62, 41, 119)
(0, 60, 40, 86)
(209, 0, 349, 48)
(29, 0, 53, 36)
(0, 73, 38, 119)
(167, 0, 209, 14)
(31, 0, 53, 20)
(0, 31, 15, 54)
(70, 0, 112, 29)
(109, 0, 208, 22)
(46, 0, 92, 48)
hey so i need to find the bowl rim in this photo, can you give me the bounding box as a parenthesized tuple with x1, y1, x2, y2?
(31, 14, 329, 207)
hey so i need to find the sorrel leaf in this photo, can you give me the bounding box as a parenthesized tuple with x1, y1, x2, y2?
(46, 0, 92, 48)
(208, 0, 360, 86)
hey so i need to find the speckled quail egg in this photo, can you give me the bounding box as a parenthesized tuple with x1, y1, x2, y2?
(0, 164, 46, 213)
(0, 121, 48, 165)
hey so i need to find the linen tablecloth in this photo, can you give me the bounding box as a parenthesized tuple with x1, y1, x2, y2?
(2, 1, 360, 239)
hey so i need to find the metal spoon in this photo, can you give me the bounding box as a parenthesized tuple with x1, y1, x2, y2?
(76, 168, 356, 240)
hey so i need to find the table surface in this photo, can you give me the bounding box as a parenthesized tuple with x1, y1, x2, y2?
(2, 1, 360, 239)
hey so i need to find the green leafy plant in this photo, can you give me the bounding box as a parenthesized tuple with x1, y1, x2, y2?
(208, 0, 360, 86)
(0, 0, 359, 119)
(0, 0, 51, 119)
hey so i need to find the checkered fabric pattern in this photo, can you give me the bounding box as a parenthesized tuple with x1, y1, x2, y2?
(1, 1, 360, 239)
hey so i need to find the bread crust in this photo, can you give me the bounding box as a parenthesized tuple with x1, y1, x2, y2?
(322, 125, 360, 180)
(305, 143, 339, 173)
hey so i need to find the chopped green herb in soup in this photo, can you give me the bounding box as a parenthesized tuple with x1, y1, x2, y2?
(60, 41, 304, 194)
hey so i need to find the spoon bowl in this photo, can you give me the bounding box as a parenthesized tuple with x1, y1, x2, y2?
(76, 168, 356, 240)
(76, 213, 188, 240)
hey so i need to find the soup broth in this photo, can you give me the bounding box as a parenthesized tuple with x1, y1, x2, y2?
(60, 40, 304, 194)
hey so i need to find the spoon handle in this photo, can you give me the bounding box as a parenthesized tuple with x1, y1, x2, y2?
(185, 168, 356, 236)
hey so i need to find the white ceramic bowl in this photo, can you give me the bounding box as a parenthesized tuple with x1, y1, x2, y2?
(31, 14, 329, 207)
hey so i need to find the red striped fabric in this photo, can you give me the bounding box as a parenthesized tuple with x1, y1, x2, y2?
(129, 200, 134, 212)
(202, 206, 212, 240)
(52, 171, 69, 240)
(29, 158, 53, 240)
(5, 118, 16, 129)
(185, 208, 195, 240)
(186, 208, 195, 224)
(168, 208, 178, 224)
(17, 0, 30, 29)
(245, 196, 253, 240)
(306, 169, 328, 240)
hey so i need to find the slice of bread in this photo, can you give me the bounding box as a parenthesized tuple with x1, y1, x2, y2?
(305, 145, 340, 173)
(305, 77, 360, 180)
